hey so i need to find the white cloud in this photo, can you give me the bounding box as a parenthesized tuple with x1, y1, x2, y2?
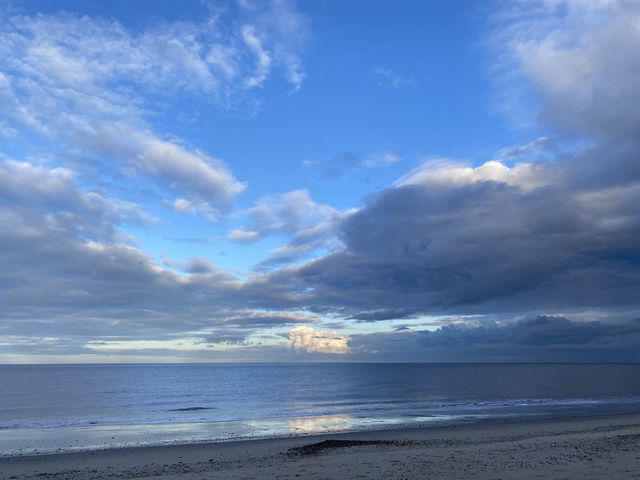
(240, 0, 309, 92)
(396, 158, 557, 191)
(289, 326, 349, 354)
(0, 5, 308, 213)
(241, 25, 273, 88)
(173, 198, 194, 213)
(493, 0, 640, 138)
(361, 151, 401, 168)
(228, 228, 261, 242)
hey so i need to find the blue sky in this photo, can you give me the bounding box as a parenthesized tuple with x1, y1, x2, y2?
(1, 0, 639, 363)
(81, 0, 524, 274)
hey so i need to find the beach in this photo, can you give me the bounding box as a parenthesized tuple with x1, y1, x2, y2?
(2, 414, 639, 479)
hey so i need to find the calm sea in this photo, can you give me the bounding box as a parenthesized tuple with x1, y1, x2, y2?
(2, 363, 640, 455)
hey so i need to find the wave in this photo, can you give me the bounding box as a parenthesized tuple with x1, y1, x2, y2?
(167, 406, 216, 412)
(2, 396, 640, 431)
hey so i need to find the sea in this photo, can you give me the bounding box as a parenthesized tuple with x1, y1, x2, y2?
(2, 363, 640, 455)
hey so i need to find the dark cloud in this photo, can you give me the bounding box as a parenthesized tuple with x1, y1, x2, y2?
(348, 316, 640, 363)
(222, 312, 319, 327)
(350, 309, 416, 322)
(0, 160, 302, 353)
(254, 1, 640, 326)
(264, 170, 640, 317)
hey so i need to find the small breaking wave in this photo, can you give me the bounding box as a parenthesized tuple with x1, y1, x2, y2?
(167, 407, 215, 412)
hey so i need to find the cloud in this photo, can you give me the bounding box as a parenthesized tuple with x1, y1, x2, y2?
(304, 151, 402, 179)
(250, 0, 640, 325)
(237, 0, 309, 92)
(229, 190, 338, 241)
(289, 326, 349, 354)
(495, 136, 559, 160)
(396, 158, 557, 191)
(492, 0, 640, 138)
(0, 159, 324, 359)
(516, 1, 640, 140)
(74, 125, 246, 211)
(373, 66, 415, 89)
(241, 25, 273, 88)
(361, 152, 401, 168)
(228, 229, 262, 242)
(349, 309, 416, 322)
(267, 157, 640, 318)
(0, 4, 308, 213)
(176, 257, 216, 275)
(2, 0, 640, 363)
(173, 198, 194, 213)
(347, 316, 640, 362)
(222, 311, 319, 327)
(0, 159, 151, 241)
(228, 189, 343, 267)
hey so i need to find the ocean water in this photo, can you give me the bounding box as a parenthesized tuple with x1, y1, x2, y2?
(2, 363, 640, 455)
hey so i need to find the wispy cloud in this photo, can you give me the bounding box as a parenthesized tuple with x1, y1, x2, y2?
(303, 151, 401, 179)
(0, 2, 308, 215)
(373, 66, 415, 89)
(228, 189, 344, 268)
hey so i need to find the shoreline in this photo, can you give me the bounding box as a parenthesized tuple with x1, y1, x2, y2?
(2, 408, 639, 458)
(2, 412, 639, 479)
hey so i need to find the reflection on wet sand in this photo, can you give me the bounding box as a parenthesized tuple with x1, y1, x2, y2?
(287, 414, 354, 434)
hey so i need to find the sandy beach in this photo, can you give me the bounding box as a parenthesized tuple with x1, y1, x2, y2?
(2, 414, 639, 479)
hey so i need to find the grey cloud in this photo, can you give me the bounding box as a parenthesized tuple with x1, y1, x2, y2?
(3, 0, 640, 363)
(350, 309, 416, 322)
(0, 161, 324, 357)
(495, 136, 558, 160)
(0, 159, 150, 241)
(0, 159, 249, 346)
(228, 189, 343, 268)
(162, 257, 216, 275)
(348, 316, 640, 363)
(222, 312, 319, 327)
(265, 167, 640, 318)
(184, 258, 215, 275)
(198, 334, 247, 346)
(501, 0, 640, 142)
(254, 1, 640, 324)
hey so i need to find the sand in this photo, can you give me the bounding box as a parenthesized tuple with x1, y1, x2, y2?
(1, 414, 639, 479)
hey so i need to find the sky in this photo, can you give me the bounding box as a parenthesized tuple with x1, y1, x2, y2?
(1, 0, 639, 363)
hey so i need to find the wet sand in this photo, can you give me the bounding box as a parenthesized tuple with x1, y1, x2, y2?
(2, 414, 639, 479)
